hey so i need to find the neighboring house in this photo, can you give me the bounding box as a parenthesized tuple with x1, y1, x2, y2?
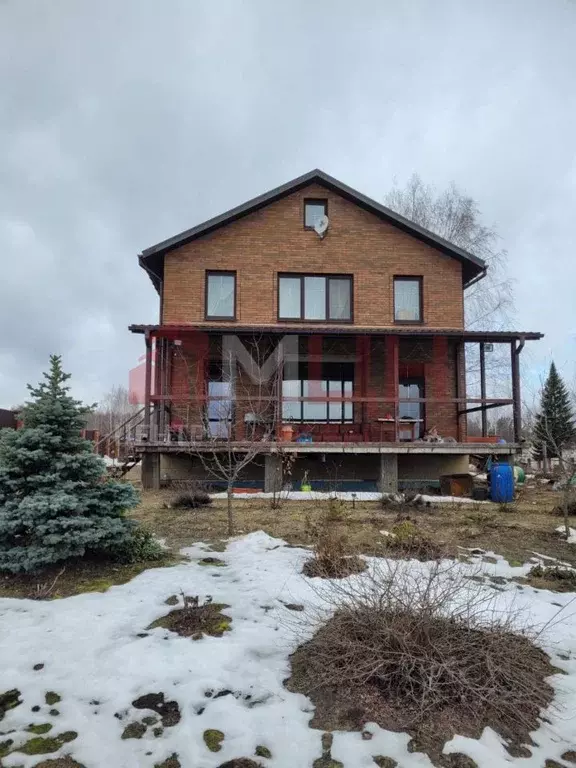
(129, 170, 542, 491)
(0, 409, 17, 431)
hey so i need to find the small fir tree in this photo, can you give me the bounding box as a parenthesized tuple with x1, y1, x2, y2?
(532, 362, 576, 461)
(0, 356, 140, 573)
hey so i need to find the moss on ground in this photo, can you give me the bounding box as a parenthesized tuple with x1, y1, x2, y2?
(154, 755, 181, 768)
(164, 595, 179, 606)
(0, 739, 14, 758)
(150, 603, 232, 639)
(34, 759, 85, 768)
(121, 722, 146, 739)
(198, 557, 226, 567)
(255, 745, 272, 758)
(26, 723, 53, 735)
(0, 690, 22, 719)
(44, 692, 61, 706)
(0, 556, 179, 600)
(373, 758, 397, 768)
(16, 730, 77, 755)
(203, 728, 225, 752)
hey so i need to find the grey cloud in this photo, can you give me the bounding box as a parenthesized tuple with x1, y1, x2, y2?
(1, 0, 575, 406)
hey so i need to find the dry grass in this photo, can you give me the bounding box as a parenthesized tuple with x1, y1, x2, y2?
(131, 483, 576, 567)
(302, 498, 367, 578)
(0, 556, 177, 600)
(2, 483, 571, 599)
(286, 558, 556, 764)
(522, 564, 576, 592)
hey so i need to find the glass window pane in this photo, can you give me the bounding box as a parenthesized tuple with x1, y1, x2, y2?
(328, 380, 341, 421)
(304, 276, 326, 320)
(303, 380, 327, 421)
(282, 379, 301, 421)
(329, 279, 351, 320)
(279, 277, 301, 318)
(207, 381, 232, 421)
(207, 274, 235, 317)
(304, 201, 326, 228)
(343, 380, 353, 422)
(399, 379, 423, 438)
(394, 279, 421, 321)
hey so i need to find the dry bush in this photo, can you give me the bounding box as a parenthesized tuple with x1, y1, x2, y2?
(288, 558, 555, 762)
(303, 498, 366, 578)
(382, 519, 444, 561)
(169, 488, 212, 509)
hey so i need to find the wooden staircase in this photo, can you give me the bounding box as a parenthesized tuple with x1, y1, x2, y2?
(95, 407, 146, 479)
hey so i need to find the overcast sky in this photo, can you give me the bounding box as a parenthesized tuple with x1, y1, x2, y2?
(1, 0, 575, 407)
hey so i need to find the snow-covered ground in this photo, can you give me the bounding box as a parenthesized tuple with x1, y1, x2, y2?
(211, 491, 488, 504)
(1, 533, 575, 768)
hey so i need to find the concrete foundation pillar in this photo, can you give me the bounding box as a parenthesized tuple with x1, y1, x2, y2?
(264, 453, 283, 493)
(379, 453, 398, 493)
(141, 452, 161, 490)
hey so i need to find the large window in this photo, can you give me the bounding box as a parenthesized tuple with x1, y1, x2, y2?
(206, 361, 233, 438)
(398, 377, 425, 440)
(304, 199, 327, 229)
(394, 277, 423, 323)
(282, 362, 354, 423)
(206, 271, 236, 319)
(278, 274, 352, 322)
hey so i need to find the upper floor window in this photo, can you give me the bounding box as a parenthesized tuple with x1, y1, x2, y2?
(304, 199, 327, 229)
(278, 274, 352, 322)
(206, 271, 236, 319)
(394, 276, 422, 323)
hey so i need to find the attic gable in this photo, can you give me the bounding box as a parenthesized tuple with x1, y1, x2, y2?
(139, 169, 487, 293)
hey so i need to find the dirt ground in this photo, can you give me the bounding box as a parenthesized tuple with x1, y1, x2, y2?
(132, 482, 576, 568)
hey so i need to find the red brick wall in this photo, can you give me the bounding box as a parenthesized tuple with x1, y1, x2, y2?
(162, 183, 464, 329)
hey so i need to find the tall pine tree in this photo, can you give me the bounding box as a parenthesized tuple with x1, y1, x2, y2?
(0, 356, 140, 573)
(532, 361, 576, 460)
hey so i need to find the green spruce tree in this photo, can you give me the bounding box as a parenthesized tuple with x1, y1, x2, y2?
(0, 355, 141, 573)
(532, 361, 576, 461)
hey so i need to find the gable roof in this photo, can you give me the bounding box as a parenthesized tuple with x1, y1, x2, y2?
(139, 169, 487, 292)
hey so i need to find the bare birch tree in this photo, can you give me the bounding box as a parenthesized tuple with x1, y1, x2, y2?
(385, 174, 513, 330)
(87, 385, 139, 435)
(385, 175, 515, 398)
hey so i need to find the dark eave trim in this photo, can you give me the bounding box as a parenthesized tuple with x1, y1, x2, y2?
(128, 323, 543, 344)
(138, 169, 487, 292)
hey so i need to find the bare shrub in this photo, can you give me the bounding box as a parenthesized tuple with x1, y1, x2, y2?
(287, 558, 555, 761)
(303, 498, 366, 578)
(170, 489, 212, 509)
(30, 567, 66, 600)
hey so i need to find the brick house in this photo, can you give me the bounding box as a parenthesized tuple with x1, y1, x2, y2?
(129, 170, 542, 491)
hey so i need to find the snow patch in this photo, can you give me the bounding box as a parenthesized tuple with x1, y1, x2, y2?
(0, 532, 574, 767)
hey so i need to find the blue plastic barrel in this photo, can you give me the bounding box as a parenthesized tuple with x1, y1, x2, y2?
(490, 463, 514, 503)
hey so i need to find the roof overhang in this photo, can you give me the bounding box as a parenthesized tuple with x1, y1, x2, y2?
(138, 169, 487, 293)
(129, 323, 543, 344)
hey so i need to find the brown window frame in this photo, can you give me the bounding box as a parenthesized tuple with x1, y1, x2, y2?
(393, 276, 424, 324)
(205, 270, 237, 321)
(277, 273, 353, 323)
(303, 198, 328, 230)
